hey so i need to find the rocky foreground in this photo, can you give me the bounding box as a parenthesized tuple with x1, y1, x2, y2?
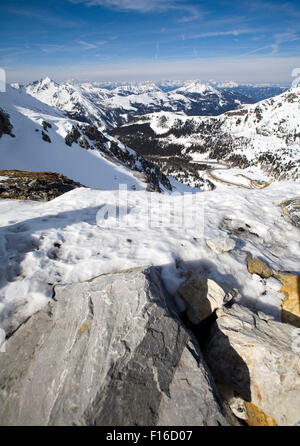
(0, 267, 227, 426)
(0, 170, 83, 201)
(0, 261, 299, 426)
(0, 175, 299, 426)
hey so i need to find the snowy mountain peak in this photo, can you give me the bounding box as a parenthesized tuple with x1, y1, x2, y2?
(25, 77, 60, 97)
(41, 76, 53, 84)
(176, 80, 217, 95)
(10, 83, 22, 90)
(215, 81, 239, 88)
(38, 77, 58, 89)
(112, 82, 162, 95)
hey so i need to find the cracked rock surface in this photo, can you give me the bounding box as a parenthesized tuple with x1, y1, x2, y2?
(203, 303, 300, 426)
(0, 267, 227, 426)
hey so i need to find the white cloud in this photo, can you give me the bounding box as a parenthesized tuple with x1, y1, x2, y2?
(190, 29, 253, 39)
(9, 7, 84, 28)
(245, 32, 300, 56)
(69, 0, 177, 12)
(69, 0, 200, 20)
(77, 40, 98, 49)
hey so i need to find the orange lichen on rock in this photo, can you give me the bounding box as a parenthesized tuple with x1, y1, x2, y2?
(78, 323, 89, 334)
(244, 402, 278, 426)
(277, 272, 300, 328)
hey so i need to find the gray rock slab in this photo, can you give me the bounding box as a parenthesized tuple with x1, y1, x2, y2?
(0, 267, 227, 426)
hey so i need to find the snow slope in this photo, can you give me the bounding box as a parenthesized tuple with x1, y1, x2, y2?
(176, 80, 220, 95)
(0, 180, 299, 336)
(0, 86, 150, 191)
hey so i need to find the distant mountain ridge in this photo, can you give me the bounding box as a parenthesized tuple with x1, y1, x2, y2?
(6, 78, 296, 190)
(112, 86, 300, 181)
(13, 78, 261, 130)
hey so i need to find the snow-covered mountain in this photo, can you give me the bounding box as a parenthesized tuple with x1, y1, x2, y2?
(213, 81, 239, 88)
(20, 77, 114, 130)
(112, 87, 300, 181)
(172, 80, 253, 114)
(207, 80, 288, 101)
(14, 78, 255, 131)
(223, 85, 288, 102)
(3, 79, 298, 188)
(176, 80, 217, 95)
(156, 80, 183, 92)
(0, 85, 171, 192)
(112, 82, 161, 95)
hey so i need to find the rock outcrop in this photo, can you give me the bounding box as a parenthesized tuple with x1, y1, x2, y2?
(244, 401, 278, 426)
(247, 257, 273, 279)
(0, 170, 83, 201)
(0, 108, 14, 138)
(279, 197, 300, 228)
(205, 236, 236, 254)
(41, 130, 51, 143)
(177, 273, 233, 324)
(0, 267, 227, 426)
(277, 272, 300, 328)
(65, 125, 81, 147)
(203, 303, 300, 426)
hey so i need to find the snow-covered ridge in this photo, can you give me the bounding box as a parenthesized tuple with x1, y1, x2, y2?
(214, 81, 239, 88)
(14, 77, 258, 131)
(175, 80, 219, 95)
(192, 86, 300, 181)
(20, 78, 111, 130)
(113, 82, 161, 95)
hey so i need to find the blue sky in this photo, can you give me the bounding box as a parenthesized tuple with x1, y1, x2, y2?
(1, 0, 300, 83)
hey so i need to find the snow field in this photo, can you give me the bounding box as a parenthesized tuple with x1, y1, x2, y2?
(0, 181, 299, 335)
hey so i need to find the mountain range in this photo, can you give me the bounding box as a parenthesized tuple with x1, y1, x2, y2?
(2, 78, 297, 189)
(112, 86, 300, 184)
(12, 78, 287, 132)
